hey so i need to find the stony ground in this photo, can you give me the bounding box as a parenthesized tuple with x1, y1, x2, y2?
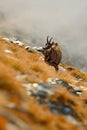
(0, 37, 87, 130)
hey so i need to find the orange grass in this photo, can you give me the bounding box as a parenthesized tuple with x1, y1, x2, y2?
(0, 37, 87, 130)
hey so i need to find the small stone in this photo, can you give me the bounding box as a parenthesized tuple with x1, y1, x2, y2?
(68, 83, 83, 95)
(39, 83, 55, 89)
(26, 91, 31, 96)
(4, 50, 13, 54)
(2, 37, 10, 42)
(56, 79, 69, 87)
(50, 102, 74, 115)
(66, 115, 80, 125)
(61, 105, 73, 115)
(25, 46, 35, 52)
(79, 86, 87, 91)
(22, 83, 31, 90)
(34, 90, 47, 98)
(6, 103, 16, 108)
(10, 39, 24, 46)
(32, 47, 44, 54)
(47, 78, 56, 84)
(16, 73, 27, 80)
(33, 83, 39, 88)
(39, 56, 44, 61)
(6, 123, 19, 130)
(47, 78, 71, 89)
(59, 66, 66, 72)
(25, 46, 31, 50)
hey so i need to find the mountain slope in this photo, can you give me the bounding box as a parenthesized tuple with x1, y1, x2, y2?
(0, 37, 87, 130)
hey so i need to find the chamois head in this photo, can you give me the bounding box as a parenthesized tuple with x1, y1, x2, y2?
(43, 36, 54, 50)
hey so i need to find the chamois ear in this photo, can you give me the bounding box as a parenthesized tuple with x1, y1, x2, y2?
(51, 42, 54, 45)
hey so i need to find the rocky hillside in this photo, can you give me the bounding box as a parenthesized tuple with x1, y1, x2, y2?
(0, 36, 87, 130)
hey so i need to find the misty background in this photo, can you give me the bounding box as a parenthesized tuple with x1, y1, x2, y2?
(0, 0, 87, 71)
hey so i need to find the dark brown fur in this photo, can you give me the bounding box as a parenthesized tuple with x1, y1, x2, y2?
(43, 36, 62, 70)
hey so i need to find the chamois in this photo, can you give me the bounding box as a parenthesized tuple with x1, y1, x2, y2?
(43, 36, 62, 70)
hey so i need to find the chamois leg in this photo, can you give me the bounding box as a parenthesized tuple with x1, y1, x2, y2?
(49, 61, 59, 71)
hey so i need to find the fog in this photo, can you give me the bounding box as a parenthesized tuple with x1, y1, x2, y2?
(0, 0, 87, 71)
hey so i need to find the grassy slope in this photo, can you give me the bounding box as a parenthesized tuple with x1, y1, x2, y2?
(0, 37, 87, 130)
